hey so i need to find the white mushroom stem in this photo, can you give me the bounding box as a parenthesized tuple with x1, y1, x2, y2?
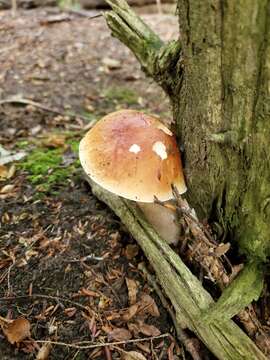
(138, 201, 180, 245)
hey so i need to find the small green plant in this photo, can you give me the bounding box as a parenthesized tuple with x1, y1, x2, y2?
(19, 143, 80, 194)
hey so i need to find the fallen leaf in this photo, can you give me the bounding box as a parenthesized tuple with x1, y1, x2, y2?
(0, 184, 15, 194)
(2, 317, 31, 344)
(64, 307, 77, 317)
(80, 288, 100, 297)
(0, 258, 12, 269)
(122, 304, 139, 322)
(214, 242, 230, 256)
(0, 165, 8, 179)
(125, 244, 139, 260)
(42, 134, 66, 148)
(167, 341, 175, 360)
(108, 328, 132, 342)
(126, 278, 138, 305)
(7, 164, 16, 179)
(0, 145, 26, 165)
(102, 57, 121, 70)
(88, 315, 97, 337)
(36, 342, 52, 360)
(138, 294, 160, 317)
(137, 321, 160, 337)
(122, 351, 147, 360)
(105, 311, 121, 321)
(136, 343, 151, 354)
(84, 103, 95, 112)
(98, 295, 112, 309)
(102, 324, 114, 334)
(127, 322, 140, 337)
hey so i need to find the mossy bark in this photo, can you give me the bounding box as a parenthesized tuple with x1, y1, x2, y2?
(177, 0, 270, 261)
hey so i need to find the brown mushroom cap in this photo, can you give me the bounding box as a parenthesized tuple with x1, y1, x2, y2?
(79, 110, 186, 202)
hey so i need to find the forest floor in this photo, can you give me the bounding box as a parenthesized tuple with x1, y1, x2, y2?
(0, 6, 190, 360)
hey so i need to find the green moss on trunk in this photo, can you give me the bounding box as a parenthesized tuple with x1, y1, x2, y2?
(177, 0, 270, 261)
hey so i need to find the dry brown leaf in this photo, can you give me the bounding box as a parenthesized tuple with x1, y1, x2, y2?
(108, 327, 132, 342)
(80, 288, 100, 297)
(36, 342, 52, 360)
(106, 311, 121, 321)
(136, 342, 151, 354)
(0, 184, 15, 194)
(137, 321, 161, 337)
(0, 165, 8, 179)
(124, 244, 139, 260)
(89, 347, 102, 359)
(42, 134, 66, 148)
(102, 57, 121, 70)
(127, 322, 140, 337)
(88, 315, 97, 337)
(167, 341, 175, 360)
(126, 278, 138, 305)
(98, 295, 112, 309)
(2, 317, 31, 344)
(214, 243, 230, 256)
(122, 304, 139, 322)
(7, 164, 16, 179)
(121, 351, 147, 360)
(64, 307, 77, 317)
(138, 294, 160, 317)
(102, 324, 114, 334)
(0, 258, 12, 269)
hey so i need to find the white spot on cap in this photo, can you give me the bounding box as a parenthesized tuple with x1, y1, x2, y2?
(152, 141, 167, 160)
(129, 144, 141, 154)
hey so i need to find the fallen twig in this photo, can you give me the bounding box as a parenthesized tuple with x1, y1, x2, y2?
(0, 96, 91, 123)
(26, 334, 169, 350)
(63, 8, 102, 19)
(64, 254, 104, 263)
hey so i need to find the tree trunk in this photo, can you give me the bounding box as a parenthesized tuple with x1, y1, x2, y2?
(88, 0, 270, 358)
(176, 0, 270, 262)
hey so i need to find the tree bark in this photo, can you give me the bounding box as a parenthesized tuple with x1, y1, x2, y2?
(176, 0, 270, 261)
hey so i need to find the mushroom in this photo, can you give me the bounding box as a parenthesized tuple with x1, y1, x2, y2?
(79, 110, 186, 244)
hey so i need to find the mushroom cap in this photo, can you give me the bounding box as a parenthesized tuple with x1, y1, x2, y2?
(79, 110, 186, 203)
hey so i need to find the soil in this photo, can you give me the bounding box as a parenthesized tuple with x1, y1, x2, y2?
(0, 7, 185, 360)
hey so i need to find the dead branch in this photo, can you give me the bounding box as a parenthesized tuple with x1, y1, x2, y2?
(28, 334, 169, 350)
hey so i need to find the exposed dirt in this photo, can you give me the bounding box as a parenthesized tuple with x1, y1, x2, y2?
(0, 7, 187, 360)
